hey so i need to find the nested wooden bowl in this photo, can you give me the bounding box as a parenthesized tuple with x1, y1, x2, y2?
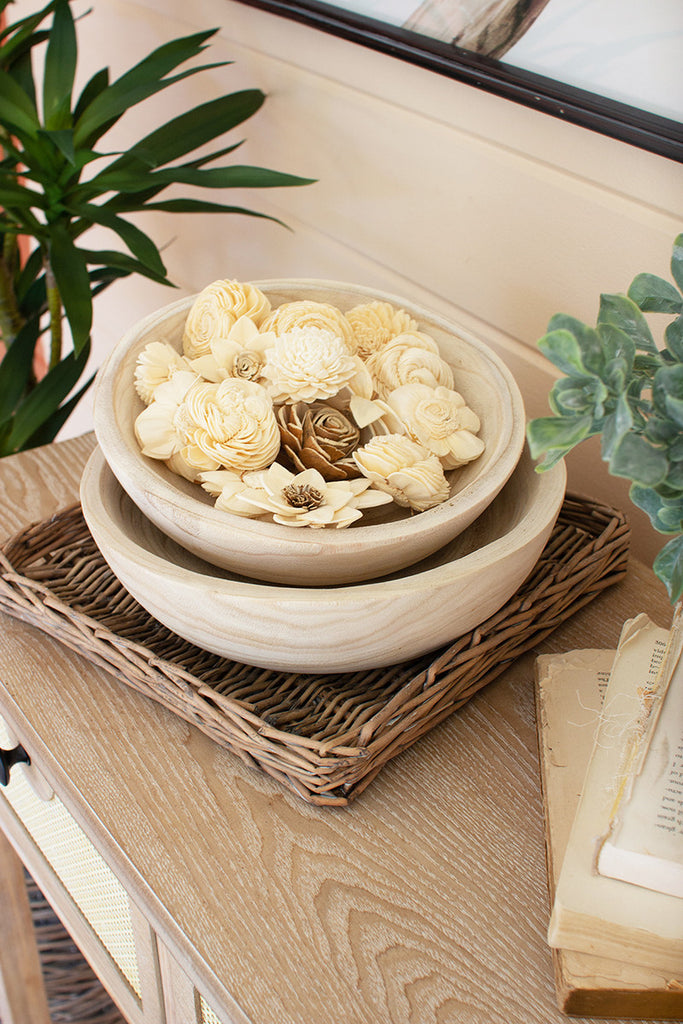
(92, 280, 526, 585)
(80, 445, 566, 673)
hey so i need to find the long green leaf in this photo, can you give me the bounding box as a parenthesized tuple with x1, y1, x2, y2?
(97, 163, 316, 193)
(73, 67, 109, 121)
(22, 371, 94, 449)
(78, 246, 173, 286)
(73, 30, 218, 145)
(43, 0, 76, 130)
(0, 317, 41, 423)
(48, 222, 92, 354)
(0, 67, 39, 134)
(6, 340, 90, 452)
(141, 198, 288, 227)
(69, 201, 167, 276)
(102, 90, 264, 178)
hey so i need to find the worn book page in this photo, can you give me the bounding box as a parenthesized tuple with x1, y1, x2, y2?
(597, 613, 683, 898)
(536, 647, 683, 1014)
(546, 614, 683, 974)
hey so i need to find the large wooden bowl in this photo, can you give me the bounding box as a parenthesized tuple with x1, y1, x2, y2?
(92, 280, 526, 586)
(80, 445, 566, 674)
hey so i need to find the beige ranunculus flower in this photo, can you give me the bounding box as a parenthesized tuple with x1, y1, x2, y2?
(386, 383, 484, 470)
(346, 300, 419, 359)
(182, 279, 271, 358)
(365, 332, 454, 400)
(352, 433, 450, 512)
(261, 300, 357, 354)
(188, 315, 276, 384)
(134, 370, 217, 481)
(134, 341, 193, 404)
(235, 463, 392, 528)
(262, 326, 358, 404)
(177, 377, 281, 473)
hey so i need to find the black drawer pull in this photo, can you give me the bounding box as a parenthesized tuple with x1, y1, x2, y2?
(0, 743, 30, 786)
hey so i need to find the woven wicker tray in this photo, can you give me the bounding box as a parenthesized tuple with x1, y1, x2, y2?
(0, 496, 629, 806)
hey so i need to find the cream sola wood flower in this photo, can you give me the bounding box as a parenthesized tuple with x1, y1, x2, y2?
(346, 300, 419, 359)
(365, 332, 454, 400)
(262, 326, 358, 404)
(134, 341, 193, 404)
(135, 374, 280, 481)
(352, 434, 450, 512)
(201, 463, 392, 528)
(386, 383, 485, 470)
(188, 315, 276, 384)
(261, 299, 357, 353)
(182, 279, 271, 358)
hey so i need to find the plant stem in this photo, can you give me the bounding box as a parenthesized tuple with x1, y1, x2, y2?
(45, 257, 62, 370)
(0, 234, 23, 343)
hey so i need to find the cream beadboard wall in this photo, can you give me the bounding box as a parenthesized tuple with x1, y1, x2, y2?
(19, 0, 683, 567)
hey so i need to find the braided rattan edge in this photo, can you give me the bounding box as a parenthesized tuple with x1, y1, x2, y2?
(0, 495, 630, 805)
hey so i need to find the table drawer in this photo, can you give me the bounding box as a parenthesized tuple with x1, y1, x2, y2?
(0, 714, 164, 1024)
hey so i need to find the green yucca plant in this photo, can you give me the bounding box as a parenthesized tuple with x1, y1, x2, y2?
(0, 0, 313, 454)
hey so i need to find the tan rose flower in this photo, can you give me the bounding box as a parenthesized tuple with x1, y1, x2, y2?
(278, 402, 361, 480)
(352, 434, 450, 511)
(262, 327, 357, 404)
(134, 341, 192, 404)
(366, 332, 454, 400)
(386, 383, 484, 470)
(261, 300, 357, 353)
(346, 301, 418, 358)
(182, 279, 271, 358)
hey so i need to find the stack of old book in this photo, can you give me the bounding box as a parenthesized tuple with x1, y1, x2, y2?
(535, 605, 683, 1018)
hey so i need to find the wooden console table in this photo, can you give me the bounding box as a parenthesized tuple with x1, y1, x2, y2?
(0, 434, 676, 1024)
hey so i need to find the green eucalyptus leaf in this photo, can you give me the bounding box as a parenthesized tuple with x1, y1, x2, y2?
(665, 316, 683, 362)
(598, 292, 657, 353)
(653, 364, 683, 429)
(630, 484, 673, 532)
(548, 374, 607, 417)
(608, 432, 668, 487)
(671, 233, 683, 293)
(537, 328, 591, 377)
(42, 0, 76, 130)
(628, 272, 683, 314)
(526, 414, 594, 468)
(600, 392, 633, 461)
(653, 534, 683, 603)
(48, 223, 92, 354)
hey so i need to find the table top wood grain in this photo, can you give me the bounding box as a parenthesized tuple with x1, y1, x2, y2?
(0, 435, 676, 1024)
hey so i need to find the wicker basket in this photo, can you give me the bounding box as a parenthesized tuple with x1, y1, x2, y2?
(0, 495, 629, 805)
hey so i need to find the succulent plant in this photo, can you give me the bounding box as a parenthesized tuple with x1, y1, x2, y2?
(527, 234, 683, 603)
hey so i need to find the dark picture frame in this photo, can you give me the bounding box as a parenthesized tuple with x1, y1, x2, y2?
(233, 0, 683, 164)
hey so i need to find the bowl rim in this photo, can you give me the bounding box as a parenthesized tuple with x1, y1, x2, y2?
(81, 445, 567, 603)
(93, 279, 528, 552)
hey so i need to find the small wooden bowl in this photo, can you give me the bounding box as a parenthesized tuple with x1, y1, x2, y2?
(80, 445, 566, 674)
(93, 280, 526, 585)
